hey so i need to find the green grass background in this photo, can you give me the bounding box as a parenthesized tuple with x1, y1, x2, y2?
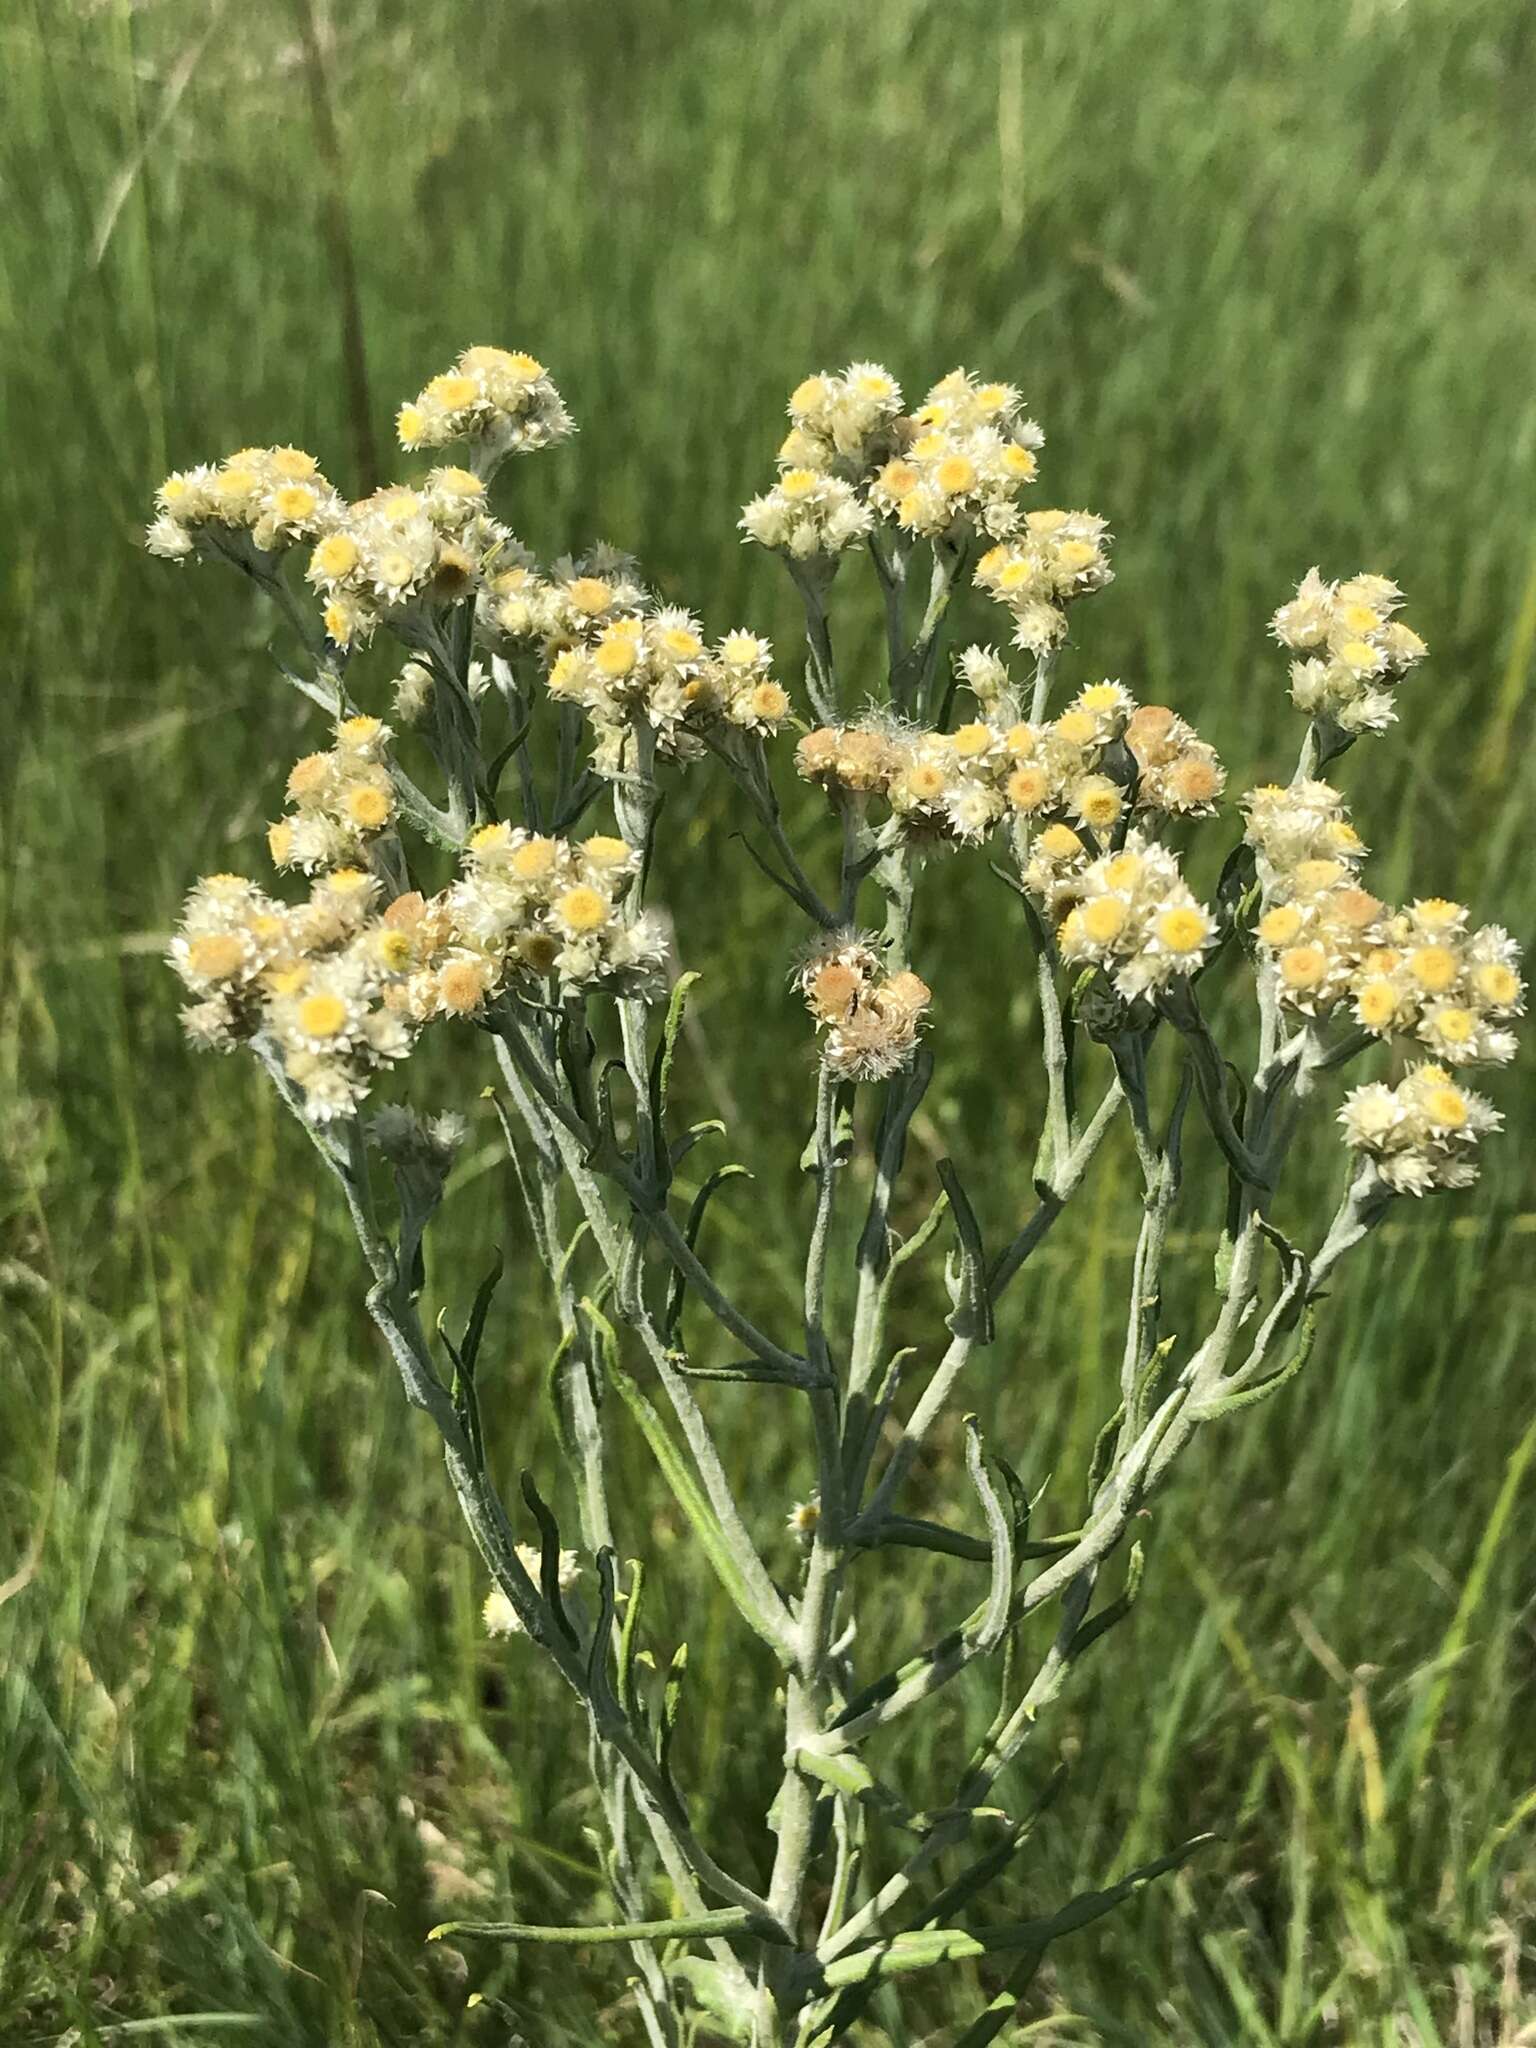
(4, 0, 1536, 2041)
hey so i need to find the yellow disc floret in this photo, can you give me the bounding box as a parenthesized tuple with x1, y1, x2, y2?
(298, 992, 349, 1040)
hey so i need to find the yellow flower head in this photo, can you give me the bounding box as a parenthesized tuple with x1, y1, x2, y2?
(1259, 905, 1305, 949)
(1078, 682, 1124, 716)
(1006, 764, 1050, 812)
(1038, 823, 1083, 861)
(510, 837, 559, 882)
(271, 484, 318, 523)
(935, 453, 976, 497)
(556, 885, 610, 933)
(287, 754, 332, 802)
(377, 488, 423, 524)
(1413, 898, 1465, 934)
(1408, 945, 1458, 994)
(427, 372, 478, 410)
(1424, 1082, 1468, 1130)
(1073, 777, 1123, 831)
(470, 821, 513, 857)
(594, 630, 639, 679)
(1157, 906, 1209, 956)
(1474, 961, 1520, 1008)
(581, 835, 633, 869)
(438, 959, 492, 1013)
(1355, 979, 1398, 1030)
(566, 576, 613, 615)
(951, 722, 995, 760)
(901, 762, 948, 804)
(187, 933, 247, 981)
(1103, 852, 1143, 891)
(659, 625, 703, 661)
(298, 992, 349, 1040)
(1279, 944, 1329, 990)
(1081, 896, 1129, 945)
(344, 785, 392, 831)
(312, 532, 360, 581)
(324, 867, 374, 900)
(1053, 709, 1097, 750)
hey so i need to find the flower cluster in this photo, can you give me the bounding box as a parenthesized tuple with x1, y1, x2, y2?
(739, 467, 874, 559)
(1348, 907, 1522, 1065)
(1125, 704, 1227, 814)
(1339, 1065, 1502, 1196)
(396, 345, 574, 472)
(266, 715, 397, 875)
(546, 614, 790, 771)
(305, 470, 519, 649)
(146, 346, 570, 653)
(1271, 569, 1428, 734)
(974, 510, 1115, 656)
(169, 826, 664, 1123)
(475, 548, 787, 772)
(477, 545, 648, 652)
(169, 868, 415, 1121)
(1243, 783, 1523, 1068)
(867, 370, 1044, 541)
(741, 362, 1045, 559)
(1240, 780, 1366, 886)
(795, 680, 1224, 851)
(797, 934, 931, 1081)
(777, 363, 906, 475)
(444, 824, 667, 996)
(1051, 831, 1217, 998)
(146, 446, 345, 563)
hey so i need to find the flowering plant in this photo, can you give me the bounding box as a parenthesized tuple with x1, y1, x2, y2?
(149, 345, 1520, 2043)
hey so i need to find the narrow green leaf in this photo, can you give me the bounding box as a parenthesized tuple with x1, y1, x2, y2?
(937, 1158, 993, 1342)
(660, 1641, 689, 1784)
(651, 969, 702, 1134)
(433, 1905, 761, 1946)
(459, 1253, 503, 1378)
(584, 1299, 785, 1655)
(585, 1545, 622, 1719)
(615, 1558, 645, 1718)
(965, 1418, 1013, 1651)
(519, 1471, 580, 1651)
(1069, 1539, 1148, 1658)
(664, 1162, 753, 1342)
(1198, 1306, 1318, 1418)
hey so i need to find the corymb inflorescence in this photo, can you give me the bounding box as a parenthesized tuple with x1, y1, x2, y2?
(147, 342, 1521, 2038)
